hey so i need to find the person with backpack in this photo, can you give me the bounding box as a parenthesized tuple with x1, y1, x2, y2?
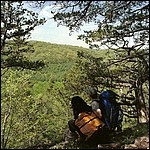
(68, 96, 93, 141)
(68, 96, 106, 143)
(86, 88, 123, 132)
(86, 87, 104, 120)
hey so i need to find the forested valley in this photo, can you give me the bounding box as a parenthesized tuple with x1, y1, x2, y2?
(1, 41, 149, 149)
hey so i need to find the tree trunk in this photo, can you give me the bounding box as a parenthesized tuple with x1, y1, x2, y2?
(134, 80, 149, 123)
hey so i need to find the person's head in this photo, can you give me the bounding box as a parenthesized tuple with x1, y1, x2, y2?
(86, 87, 98, 99)
(71, 96, 92, 119)
(71, 96, 88, 109)
(71, 96, 83, 106)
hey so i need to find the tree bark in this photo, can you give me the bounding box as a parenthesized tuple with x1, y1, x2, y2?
(134, 80, 149, 123)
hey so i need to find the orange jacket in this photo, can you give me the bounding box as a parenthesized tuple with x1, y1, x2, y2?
(75, 112, 105, 141)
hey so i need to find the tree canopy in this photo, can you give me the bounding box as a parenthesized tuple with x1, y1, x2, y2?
(1, 1, 46, 70)
(51, 1, 149, 50)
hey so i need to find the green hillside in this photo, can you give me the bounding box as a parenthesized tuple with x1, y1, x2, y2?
(26, 40, 108, 83)
(27, 41, 90, 95)
(27, 40, 108, 62)
(1, 40, 110, 149)
(2, 41, 148, 149)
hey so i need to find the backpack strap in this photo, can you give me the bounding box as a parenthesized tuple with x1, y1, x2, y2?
(79, 115, 97, 129)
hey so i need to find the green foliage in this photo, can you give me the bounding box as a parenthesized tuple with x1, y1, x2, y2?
(1, 1, 46, 69)
(63, 47, 149, 123)
(52, 1, 149, 50)
(31, 81, 49, 96)
(1, 68, 71, 149)
(118, 123, 149, 145)
(1, 69, 34, 148)
(1, 41, 90, 148)
(1, 40, 149, 148)
(27, 41, 88, 63)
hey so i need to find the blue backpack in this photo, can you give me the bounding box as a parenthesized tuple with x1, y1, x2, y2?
(100, 90, 123, 132)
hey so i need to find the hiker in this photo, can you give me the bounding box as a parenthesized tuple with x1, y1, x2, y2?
(86, 88, 123, 132)
(86, 88, 111, 139)
(86, 87, 104, 121)
(68, 95, 111, 145)
(68, 96, 107, 143)
(68, 96, 92, 140)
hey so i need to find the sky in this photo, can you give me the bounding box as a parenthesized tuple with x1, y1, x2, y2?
(28, 2, 138, 50)
(29, 4, 97, 48)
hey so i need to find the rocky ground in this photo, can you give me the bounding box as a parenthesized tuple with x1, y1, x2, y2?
(49, 123, 149, 149)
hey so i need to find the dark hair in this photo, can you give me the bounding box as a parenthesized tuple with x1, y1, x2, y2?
(71, 96, 92, 119)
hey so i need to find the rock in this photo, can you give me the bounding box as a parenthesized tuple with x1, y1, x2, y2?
(124, 134, 149, 149)
(98, 142, 122, 149)
(63, 128, 79, 142)
(134, 135, 149, 149)
(124, 143, 138, 149)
